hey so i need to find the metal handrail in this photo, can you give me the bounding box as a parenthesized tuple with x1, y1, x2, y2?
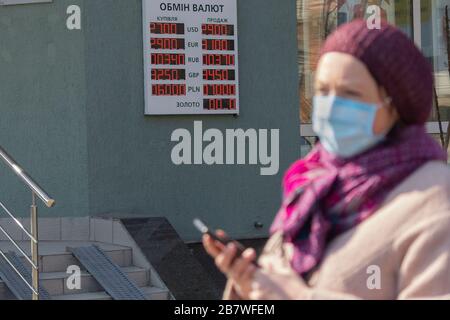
(0, 145, 56, 300)
(0, 146, 55, 208)
(0, 251, 38, 295)
(0, 202, 37, 243)
(0, 219, 37, 269)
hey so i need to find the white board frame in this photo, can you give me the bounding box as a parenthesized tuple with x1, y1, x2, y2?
(142, 0, 240, 116)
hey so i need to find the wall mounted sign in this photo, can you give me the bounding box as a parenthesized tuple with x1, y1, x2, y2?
(142, 0, 239, 115)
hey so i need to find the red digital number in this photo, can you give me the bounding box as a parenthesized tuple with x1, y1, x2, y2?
(202, 39, 233, 51)
(202, 54, 235, 66)
(151, 23, 183, 34)
(231, 99, 237, 110)
(151, 38, 184, 50)
(203, 85, 236, 96)
(203, 69, 236, 81)
(164, 23, 176, 34)
(204, 99, 237, 110)
(151, 54, 185, 65)
(152, 84, 186, 96)
(208, 99, 219, 110)
(202, 24, 234, 36)
(203, 69, 226, 80)
(153, 69, 185, 80)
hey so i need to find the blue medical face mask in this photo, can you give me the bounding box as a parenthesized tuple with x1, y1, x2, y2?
(312, 95, 389, 158)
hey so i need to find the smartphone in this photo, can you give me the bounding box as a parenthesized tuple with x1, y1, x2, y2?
(193, 218, 246, 256)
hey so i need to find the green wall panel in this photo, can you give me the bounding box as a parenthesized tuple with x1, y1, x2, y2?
(0, 0, 300, 241)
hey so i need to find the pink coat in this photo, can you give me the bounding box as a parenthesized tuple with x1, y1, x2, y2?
(224, 161, 450, 300)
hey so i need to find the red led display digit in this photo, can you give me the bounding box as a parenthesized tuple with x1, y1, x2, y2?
(203, 54, 235, 66)
(151, 69, 186, 80)
(150, 22, 184, 35)
(201, 24, 234, 36)
(203, 99, 237, 110)
(151, 53, 185, 65)
(151, 38, 185, 50)
(203, 69, 236, 81)
(202, 39, 235, 51)
(203, 84, 236, 96)
(152, 84, 186, 96)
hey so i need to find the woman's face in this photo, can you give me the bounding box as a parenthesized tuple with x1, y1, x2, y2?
(314, 52, 399, 135)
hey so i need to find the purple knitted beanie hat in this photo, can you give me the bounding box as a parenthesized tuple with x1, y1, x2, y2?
(320, 19, 433, 125)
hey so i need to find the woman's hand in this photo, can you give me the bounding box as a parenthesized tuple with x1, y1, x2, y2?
(203, 230, 258, 299)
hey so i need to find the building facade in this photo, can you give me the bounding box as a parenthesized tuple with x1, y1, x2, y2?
(0, 0, 300, 241)
(0, 0, 448, 242)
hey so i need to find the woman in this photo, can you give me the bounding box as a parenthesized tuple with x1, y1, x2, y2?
(203, 19, 450, 300)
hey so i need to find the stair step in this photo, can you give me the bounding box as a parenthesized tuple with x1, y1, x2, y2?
(41, 249, 132, 273)
(68, 245, 147, 300)
(47, 266, 149, 295)
(0, 241, 132, 273)
(0, 266, 148, 296)
(52, 286, 169, 300)
(0, 284, 16, 300)
(0, 266, 151, 297)
(0, 241, 170, 300)
(42, 244, 132, 273)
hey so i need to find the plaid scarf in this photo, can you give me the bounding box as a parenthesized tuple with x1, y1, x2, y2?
(270, 125, 448, 276)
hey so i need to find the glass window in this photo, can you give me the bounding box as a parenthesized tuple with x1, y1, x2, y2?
(422, 0, 450, 159)
(422, 0, 450, 111)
